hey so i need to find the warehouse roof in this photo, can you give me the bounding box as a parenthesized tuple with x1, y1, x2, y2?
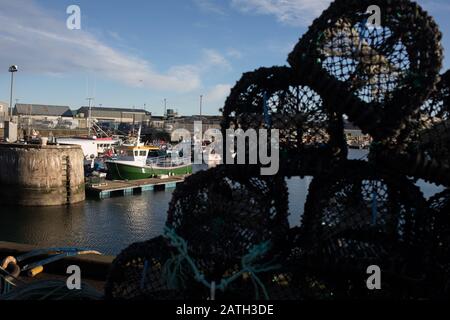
(14, 104, 73, 117)
(77, 106, 150, 115)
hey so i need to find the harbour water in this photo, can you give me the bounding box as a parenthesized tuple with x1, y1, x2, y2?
(0, 150, 444, 255)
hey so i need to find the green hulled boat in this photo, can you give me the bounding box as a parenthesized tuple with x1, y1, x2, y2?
(107, 157, 192, 180)
(106, 129, 192, 180)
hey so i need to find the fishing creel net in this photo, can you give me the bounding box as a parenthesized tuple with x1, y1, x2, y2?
(250, 226, 337, 300)
(165, 165, 290, 299)
(298, 160, 433, 298)
(408, 70, 450, 148)
(425, 189, 450, 295)
(288, 0, 443, 141)
(414, 71, 450, 165)
(106, 0, 447, 301)
(104, 236, 190, 300)
(221, 65, 348, 177)
(370, 70, 450, 186)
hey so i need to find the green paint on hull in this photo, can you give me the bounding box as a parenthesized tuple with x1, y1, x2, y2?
(107, 161, 192, 180)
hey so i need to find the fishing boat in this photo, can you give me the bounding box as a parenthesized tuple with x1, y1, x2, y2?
(57, 136, 119, 159)
(106, 128, 192, 180)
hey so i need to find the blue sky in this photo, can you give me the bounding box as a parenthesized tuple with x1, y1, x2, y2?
(0, 0, 449, 115)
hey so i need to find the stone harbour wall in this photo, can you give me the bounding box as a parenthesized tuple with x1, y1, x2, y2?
(0, 143, 85, 206)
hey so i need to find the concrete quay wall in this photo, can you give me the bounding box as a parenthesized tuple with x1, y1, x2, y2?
(0, 143, 85, 206)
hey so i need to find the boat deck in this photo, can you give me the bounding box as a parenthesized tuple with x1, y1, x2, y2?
(86, 175, 186, 199)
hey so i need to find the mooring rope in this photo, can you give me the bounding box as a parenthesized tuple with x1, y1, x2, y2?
(161, 227, 281, 300)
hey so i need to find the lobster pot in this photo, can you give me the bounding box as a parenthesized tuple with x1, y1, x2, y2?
(0, 144, 85, 206)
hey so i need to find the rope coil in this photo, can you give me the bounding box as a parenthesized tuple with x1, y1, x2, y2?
(162, 227, 281, 300)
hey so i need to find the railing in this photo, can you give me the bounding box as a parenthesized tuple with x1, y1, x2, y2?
(146, 155, 191, 168)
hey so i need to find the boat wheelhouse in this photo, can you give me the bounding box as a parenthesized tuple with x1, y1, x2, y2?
(105, 128, 192, 180)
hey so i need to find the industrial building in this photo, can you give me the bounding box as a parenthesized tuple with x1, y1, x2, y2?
(165, 115, 222, 133)
(13, 104, 77, 130)
(149, 116, 165, 129)
(76, 106, 151, 124)
(14, 104, 73, 119)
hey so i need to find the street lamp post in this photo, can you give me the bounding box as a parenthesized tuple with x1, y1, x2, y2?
(164, 98, 167, 118)
(8, 65, 18, 121)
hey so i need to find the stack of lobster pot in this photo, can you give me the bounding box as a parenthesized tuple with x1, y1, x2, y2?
(106, 0, 450, 300)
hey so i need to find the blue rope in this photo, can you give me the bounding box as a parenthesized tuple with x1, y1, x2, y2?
(16, 247, 94, 262)
(162, 227, 281, 300)
(358, 18, 368, 52)
(140, 260, 149, 290)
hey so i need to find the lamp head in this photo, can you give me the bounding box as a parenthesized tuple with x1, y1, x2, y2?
(8, 65, 18, 72)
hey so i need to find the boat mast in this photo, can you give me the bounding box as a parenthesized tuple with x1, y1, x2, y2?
(86, 97, 94, 137)
(137, 125, 142, 146)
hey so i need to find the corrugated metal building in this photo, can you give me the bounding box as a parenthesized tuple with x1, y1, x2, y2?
(76, 107, 151, 124)
(165, 115, 222, 133)
(14, 104, 73, 118)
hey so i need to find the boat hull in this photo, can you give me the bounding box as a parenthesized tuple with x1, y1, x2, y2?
(106, 161, 192, 180)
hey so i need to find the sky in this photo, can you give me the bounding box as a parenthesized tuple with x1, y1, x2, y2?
(0, 0, 449, 116)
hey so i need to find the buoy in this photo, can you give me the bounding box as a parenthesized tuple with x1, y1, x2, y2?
(28, 265, 44, 277)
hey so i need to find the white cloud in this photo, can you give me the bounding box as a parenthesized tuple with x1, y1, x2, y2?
(0, 0, 228, 93)
(205, 84, 232, 104)
(193, 0, 226, 14)
(226, 48, 243, 59)
(201, 49, 231, 70)
(108, 31, 123, 42)
(231, 0, 331, 26)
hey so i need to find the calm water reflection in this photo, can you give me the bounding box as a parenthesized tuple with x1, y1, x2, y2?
(0, 150, 444, 255)
(0, 190, 173, 255)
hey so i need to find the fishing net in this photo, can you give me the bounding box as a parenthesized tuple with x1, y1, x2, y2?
(165, 165, 289, 297)
(297, 160, 432, 297)
(425, 189, 450, 295)
(105, 0, 448, 301)
(415, 70, 450, 163)
(428, 189, 450, 255)
(302, 160, 428, 253)
(273, 227, 368, 299)
(105, 236, 190, 300)
(221, 66, 348, 164)
(394, 70, 450, 150)
(370, 148, 450, 187)
(288, 0, 443, 141)
(369, 70, 450, 186)
(417, 71, 450, 136)
(279, 147, 346, 178)
(419, 125, 450, 162)
(250, 227, 336, 300)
